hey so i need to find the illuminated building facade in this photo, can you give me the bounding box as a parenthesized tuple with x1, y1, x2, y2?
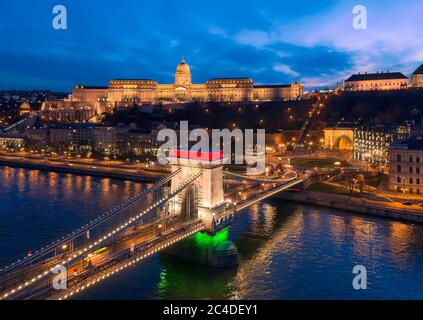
(412, 64, 423, 88)
(389, 136, 423, 194)
(19, 101, 32, 117)
(353, 124, 411, 167)
(41, 58, 303, 122)
(0, 135, 24, 149)
(324, 128, 354, 151)
(344, 72, 409, 91)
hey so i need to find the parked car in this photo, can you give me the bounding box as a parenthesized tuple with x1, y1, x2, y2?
(402, 201, 413, 206)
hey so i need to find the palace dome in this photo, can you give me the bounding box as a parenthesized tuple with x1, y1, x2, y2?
(19, 101, 31, 116)
(20, 101, 31, 110)
(176, 57, 190, 74)
(175, 57, 191, 85)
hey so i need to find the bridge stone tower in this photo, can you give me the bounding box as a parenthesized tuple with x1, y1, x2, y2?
(166, 150, 238, 268)
(168, 150, 228, 234)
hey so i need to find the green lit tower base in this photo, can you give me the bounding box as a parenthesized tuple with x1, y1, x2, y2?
(164, 228, 238, 268)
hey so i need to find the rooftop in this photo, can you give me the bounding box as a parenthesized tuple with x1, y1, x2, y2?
(207, 77, 253, 83)
(413, 64, 423, 75)
(390, 136, 423, 150)
(254, 84, 291, 88)
(345, 72, 408, 82)
(82, 86, 108, 90)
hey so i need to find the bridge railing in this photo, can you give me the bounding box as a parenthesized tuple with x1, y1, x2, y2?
(234, 177, 304, 212)
(52, 220, 205, 300)
(0, 168, 181, 276)
(0, 169, 202, 300)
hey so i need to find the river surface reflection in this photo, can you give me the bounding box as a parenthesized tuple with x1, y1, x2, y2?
(1, 166, 423, 299)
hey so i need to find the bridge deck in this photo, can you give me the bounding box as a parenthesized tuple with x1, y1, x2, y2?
(0, 169, 307, 300)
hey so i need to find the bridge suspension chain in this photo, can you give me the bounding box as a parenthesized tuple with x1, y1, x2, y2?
(0, 169, 202, 300)
(0, 168, 181, 276)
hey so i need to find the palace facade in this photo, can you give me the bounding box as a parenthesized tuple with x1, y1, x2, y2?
(344, 71, 409, 91)
(41, 58, 303, 122)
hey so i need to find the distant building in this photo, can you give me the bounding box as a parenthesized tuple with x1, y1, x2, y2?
(49, 124, 73, 145)
(40, 102, 101, 123)
(412, 64, 423, 88)
(388, 136, 423, 194)
(0, 135, 24, 149)
(24, 128, 49, 144)
(116, 128, 153, 156)
(19, 101, 32, 117)
(324, 127, 354, 151)
(93, 127, 116, 150)
(354, 124, 411, 167)
(48, 123, 94, 148)
(344, 72, 409, 91)
(41, 58, 304, 121)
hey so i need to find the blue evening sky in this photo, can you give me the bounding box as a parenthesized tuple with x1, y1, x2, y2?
(0, 0, 422, 91)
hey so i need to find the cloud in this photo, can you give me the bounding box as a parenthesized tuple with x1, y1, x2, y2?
(209, 1, 423, 87)
(169, 40, 179, 47)
(276, 51, 292, 58)
(273, 64, 299, 77)
(1, 0, 422, 90)
(208, 26, 227, 37)
(233, 29, 271, 48)
(275, 1, 423, 75)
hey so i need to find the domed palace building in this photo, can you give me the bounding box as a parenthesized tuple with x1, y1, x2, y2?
(41, 58, 303, 120)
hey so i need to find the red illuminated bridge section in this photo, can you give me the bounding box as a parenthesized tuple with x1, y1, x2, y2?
(171, 149, 224, 162)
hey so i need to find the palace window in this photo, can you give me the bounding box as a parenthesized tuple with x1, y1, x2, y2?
(410, 178, 414, 184)
(397, 154, 401, 162)
(397, 165, 401, 172)
(410, 167, 413, 174)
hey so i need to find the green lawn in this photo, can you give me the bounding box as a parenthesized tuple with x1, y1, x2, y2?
(291, 157, 349, 168)
(365, 176, 382, 188)
(307, 182, 351, 195)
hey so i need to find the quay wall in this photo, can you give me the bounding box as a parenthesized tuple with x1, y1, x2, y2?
(274, 191, 423, 224)
(0, 158, 160, 183)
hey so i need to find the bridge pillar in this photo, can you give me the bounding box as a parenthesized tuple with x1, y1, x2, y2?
(163, 227, 238, 268)
(165, 151, 238, 267)
(168, 153, 227, 234)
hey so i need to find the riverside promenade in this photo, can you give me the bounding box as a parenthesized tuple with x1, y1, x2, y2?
(0, 154, 168, 182)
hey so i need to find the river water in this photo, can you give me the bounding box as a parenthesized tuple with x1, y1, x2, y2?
(1, 165, 423, 299)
